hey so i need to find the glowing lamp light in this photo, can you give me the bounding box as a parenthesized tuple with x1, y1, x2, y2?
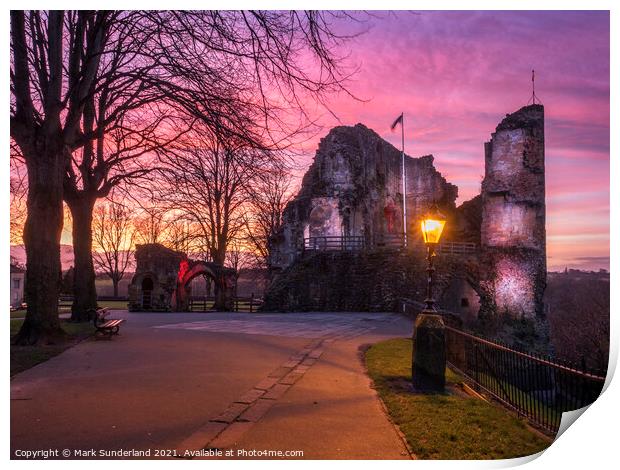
(420, 205, 446, 245)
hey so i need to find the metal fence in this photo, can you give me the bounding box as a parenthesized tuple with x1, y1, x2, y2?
(444, 325, 606, 434)
(302, 235, 477, 256)
(436, 241, 477, 256)
(303, 236, 365, 251)
(405, 240, 477, 255)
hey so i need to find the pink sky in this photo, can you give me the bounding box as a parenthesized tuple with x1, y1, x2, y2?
(299, 11, 609, 271)
(15, 11, 609, 272)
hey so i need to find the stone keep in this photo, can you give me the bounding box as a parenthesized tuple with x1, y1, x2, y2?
(480, 104, 546, 320)
(268, 123, 458, 271)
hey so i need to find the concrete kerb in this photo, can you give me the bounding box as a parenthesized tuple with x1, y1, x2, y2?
(357, 342, 417, 460)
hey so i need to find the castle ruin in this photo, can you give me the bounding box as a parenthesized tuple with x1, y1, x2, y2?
(269, 123, 458, 270)
(264, 104, 548, 345)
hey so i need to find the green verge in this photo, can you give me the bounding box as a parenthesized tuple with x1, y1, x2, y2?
(10, 319, 94, 377)
(94, 300, 129, 309)
(10, 309, 27, 319)
(365, 338, 552, 460)
(11, 300, 129, 317)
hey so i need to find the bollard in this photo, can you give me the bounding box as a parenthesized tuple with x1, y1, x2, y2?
(412, 313, 446, 392)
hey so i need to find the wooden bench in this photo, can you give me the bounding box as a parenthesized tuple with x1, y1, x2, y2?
(91, 307, 125, 339)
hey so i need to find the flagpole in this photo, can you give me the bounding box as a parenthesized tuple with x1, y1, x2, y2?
(401, 112, 407, 247)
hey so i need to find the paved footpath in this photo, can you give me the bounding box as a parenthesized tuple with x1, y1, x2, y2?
(11, 311, 413, 460)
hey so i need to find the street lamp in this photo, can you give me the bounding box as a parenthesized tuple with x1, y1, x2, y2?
(420, 204, 446, 312)
(412, 203, 447, 392)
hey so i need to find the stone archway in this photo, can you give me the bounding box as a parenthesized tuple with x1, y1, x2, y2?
(129, 268, 172, 312)
(128, 244, 237, 312)
(173, 259, 237, 312)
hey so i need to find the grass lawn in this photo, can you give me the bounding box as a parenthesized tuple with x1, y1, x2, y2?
(10, 319, 94, 377)
(11, 299, 128, 318)
(365, 338, 552, 460)
(474, 371, 561, 429)
(95, 299, 128, 309)
(10, 309, 27, 319)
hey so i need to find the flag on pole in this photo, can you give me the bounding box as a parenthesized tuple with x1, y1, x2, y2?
(390, 113, 403, 131)
(389, 112, 408, 247)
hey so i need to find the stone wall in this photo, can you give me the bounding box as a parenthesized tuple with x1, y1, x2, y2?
(262, 249, 474, 313)
(452, 194, 482, 244)
(128, 244, 186, 311)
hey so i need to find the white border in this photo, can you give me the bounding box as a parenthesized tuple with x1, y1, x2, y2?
(2, 2, 616, 469)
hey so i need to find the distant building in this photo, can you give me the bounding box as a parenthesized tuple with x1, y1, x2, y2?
(10, 264, 25, 308)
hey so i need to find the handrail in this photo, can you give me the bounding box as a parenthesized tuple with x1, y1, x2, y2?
(445, 325, 606, 381)
(302, 235, 477, 255)
(444, 324, 606, 434)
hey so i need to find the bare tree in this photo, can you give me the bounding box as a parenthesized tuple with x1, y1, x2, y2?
(158, 128, 271, 267)
(547, 276, 610, 372)
(60, 11, 185, 321)
(10, 160, 28, 245)
(92, 199, 135, 298)
(225, 239, 256, 298)
(225, 239, 257, 273)
(11, 10, 361, 339)
(163, 217, 196, 254)
(244, 166, 293, 268)
(157, 128, 275, 310)
(133, 205, 167, 246)
(10, 11, 106, 342)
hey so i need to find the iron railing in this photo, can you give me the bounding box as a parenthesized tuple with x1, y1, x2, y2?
(303, 236, 365, 251)
(436, 241, 477, 256)
(444, 325, 606, 434)
(302, 235, 477, 256)
(405, 240, 477, 255)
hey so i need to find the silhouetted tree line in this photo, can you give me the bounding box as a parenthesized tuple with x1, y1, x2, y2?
(546, 274, 610, 372)
(10, 10, 363, 344)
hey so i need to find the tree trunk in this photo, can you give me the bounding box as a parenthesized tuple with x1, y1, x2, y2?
(213, 274, 234, 311)
(14, 143, 66, 345)
(112, 278, 119, 298)
(213, 279, 227, 311)
(67, 196, 98, 321)
(215, 249, 226, 267)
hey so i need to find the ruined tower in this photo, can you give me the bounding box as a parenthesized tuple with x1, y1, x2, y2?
(480, 104, 546, 324)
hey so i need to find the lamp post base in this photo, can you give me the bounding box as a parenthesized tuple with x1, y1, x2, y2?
(412, 312, 446, 393)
